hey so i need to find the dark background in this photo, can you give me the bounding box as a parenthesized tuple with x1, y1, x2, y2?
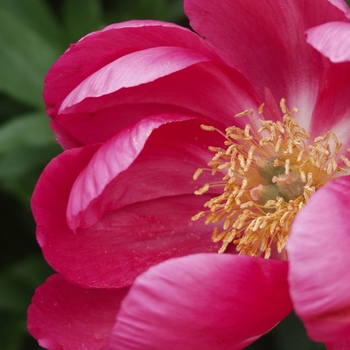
(0, 0, 348, 349)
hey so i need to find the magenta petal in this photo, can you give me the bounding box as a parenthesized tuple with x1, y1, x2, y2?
(66, 114, 192, 230)
(60, 46, 213, 112)
(306, 22, 350, 62)
(44, 20, 220, 118)
(28, 274, 128, 350)
(308, 61, 350, 144)
(185, 0, 346, 108)
(32, 118, 221, 288)
(326, 340, 350, 350)
(327, 0, 350, 19)
(106, 254, 292, 350)
(32, 144, 99, 235)
(287, 176, 350, 343)
(51, 61, 259, 147)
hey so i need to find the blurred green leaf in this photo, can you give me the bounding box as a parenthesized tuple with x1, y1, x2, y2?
(0, 191, 38, 266)
(273, 312, 326, 350)
(0, 112, 55, 153)
(0, 8, 60, 108)
(246, 312, 326, 350)
(0, 93, 33, 124)
(0, 143, 61, 203)
(0, 256, 53, 350)
(105, 0, 185, 23)
(63, 0, 103, 43)
(130, 0, 169, 19)
(0, 311, 27, 350)
(0, 0, 64, 49)
(0, 256, 53, 313)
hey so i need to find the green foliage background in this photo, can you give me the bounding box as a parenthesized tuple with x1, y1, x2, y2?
(0, 0, 348, 349)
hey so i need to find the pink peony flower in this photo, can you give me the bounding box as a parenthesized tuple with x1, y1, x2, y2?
(28, 0, 350, 349)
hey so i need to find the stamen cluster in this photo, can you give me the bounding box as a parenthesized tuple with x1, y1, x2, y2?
(192, 99, 350, 258)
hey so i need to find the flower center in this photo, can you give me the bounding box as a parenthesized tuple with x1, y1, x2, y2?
(192, 99, 350, 258)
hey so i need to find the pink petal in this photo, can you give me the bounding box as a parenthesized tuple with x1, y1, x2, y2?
(59, 47, 213, 112)
(185, 0, 347, 123)
(51, 103, 203, 148)
(28, 274, 128, 350)
(306, 22, 350, 62)
(32, 119, 221, 289)
(67, 116, 221, 231)
(53, 60, 260, 146)
(327, 0, 350, 19)
(308, 61, 350, 145)
(32, 144, 100, 232)
(49, 119, 84, 149)
(44, 20, 221, 118)
(326, 340, 350, 350)
(106, 254, 292, 350)
(287, 176, 350, 343)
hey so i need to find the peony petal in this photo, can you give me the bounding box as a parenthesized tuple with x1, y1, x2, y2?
(326, 340, 350, 350)
(53, 60, 260, 147)
(306, 22, 350, 62)
(327, 0, 350, 19)
(51, 103, 205, 148)
(308, 61, 350, 145)
(106, 254, 292, 350)
(28, 274, 128, 350)
(67, 116, 222, 230)
(31, 144, 100, 232)
(78, 195, 221, 287)
(44, 20, 221, 118)
(185, 0, 347, 129)
(288, 176, 350, 343)
(59, 47, 213, 112)
(32, 120, 221, 288)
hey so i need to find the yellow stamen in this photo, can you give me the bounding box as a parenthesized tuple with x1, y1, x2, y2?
(192, 100, 350, 259)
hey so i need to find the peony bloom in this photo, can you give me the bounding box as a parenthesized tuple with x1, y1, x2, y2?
(28, 0, 350, 349)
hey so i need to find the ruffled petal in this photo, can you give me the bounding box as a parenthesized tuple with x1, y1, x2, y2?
(28, 274, 128, 350)
(306, 22, 350, 62)
(106, 254, 292, 350)
(287, 176, 350, 343)
(32, 119, 221, 289)
(185, 0, 347, 126)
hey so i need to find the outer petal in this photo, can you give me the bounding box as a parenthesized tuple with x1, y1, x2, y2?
(59, 47, 212, 112)
(185, 0, 348, 128)
(287, 176, 350, 343)
(28, 274, 128, 350)
(44, 20, 221, 118)
(51, 59, 260, 147)
(326, 340, 350, 350)
(46, 20, 255, 149)
(32, 118, 221, 288)
(106, 254, 292, 350)
(306, 22, 350, 62)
